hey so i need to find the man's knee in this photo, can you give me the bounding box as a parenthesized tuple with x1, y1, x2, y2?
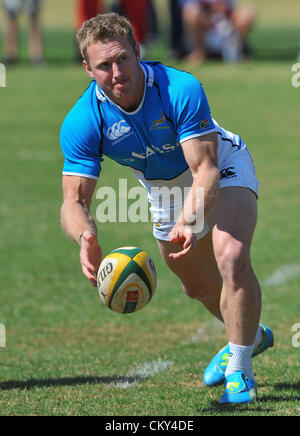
(232, 5, 256, 33)
(216, 241, 252, 288)
(182, 4, 201, 27)
(182, 281, 216, 303)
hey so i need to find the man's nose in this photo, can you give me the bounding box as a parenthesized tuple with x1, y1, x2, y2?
(112, 62, 123, 79)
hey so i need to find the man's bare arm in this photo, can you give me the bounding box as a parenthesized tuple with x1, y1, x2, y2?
(61, 175, 102, 286)
(180, 132, 219, 224)
(168, 132, 220, 258)
(61, 175, 98, 244)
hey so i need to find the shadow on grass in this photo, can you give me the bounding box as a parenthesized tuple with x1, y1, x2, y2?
(197, 381, 300, 414)
(275, 381, 300, 392)
(197, 401, 272, 415)
(0, 375, 141, 391)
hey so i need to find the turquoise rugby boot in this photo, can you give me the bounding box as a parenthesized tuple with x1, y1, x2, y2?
(203, 344, 231, 387)
(203, 323, 274, 387)
(220, 371, 257, 404)
(252, 323, 274, 357)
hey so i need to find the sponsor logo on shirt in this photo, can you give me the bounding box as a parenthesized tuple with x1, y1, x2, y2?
(128, 142, 181, 161)
(106, 120, 132, 142)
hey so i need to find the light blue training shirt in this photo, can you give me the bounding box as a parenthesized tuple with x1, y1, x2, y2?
(60, 61, 219, 182)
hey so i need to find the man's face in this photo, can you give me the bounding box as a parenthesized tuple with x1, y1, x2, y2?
(83, 37, 143, 111)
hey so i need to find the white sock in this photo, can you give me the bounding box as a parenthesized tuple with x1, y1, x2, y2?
(253, 324, 264, 350)
(225, 342, 255, 379)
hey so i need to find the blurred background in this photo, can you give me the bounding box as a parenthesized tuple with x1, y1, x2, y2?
(0, 0, 299, 63)
(0, 0, 300, 416)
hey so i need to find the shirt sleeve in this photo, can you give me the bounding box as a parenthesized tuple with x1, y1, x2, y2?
(60, 106, 103, 180)
(171, 72, 216, 144)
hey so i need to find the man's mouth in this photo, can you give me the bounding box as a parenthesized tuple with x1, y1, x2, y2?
(114, 79, 129, 89)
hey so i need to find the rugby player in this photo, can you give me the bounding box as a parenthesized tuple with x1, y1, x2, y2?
(60, 13, 273, 404)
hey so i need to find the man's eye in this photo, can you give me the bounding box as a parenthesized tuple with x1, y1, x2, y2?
(100, 62, 110, 69)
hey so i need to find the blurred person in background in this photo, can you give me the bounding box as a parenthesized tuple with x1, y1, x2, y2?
(180, 0, 256, 63)
(75, 0, 104, 60)
(112, 0, 158, 57)
(169, 0, 187, 59)
(1, 0, 44, 64)
(76, 0, 104, 30)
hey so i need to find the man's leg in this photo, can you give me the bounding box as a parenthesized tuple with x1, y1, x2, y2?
(181, 2, 207, 63)
(121, 0, 150, 44)
(231, 4, 256, 58)
(28, 14, 44, 63)
(209, 187, 261, 348)
(4, 15, 19, 62)
(205, 186, 262, 403)
(231, 5, 256, 40)
(157, 230, 223, 321)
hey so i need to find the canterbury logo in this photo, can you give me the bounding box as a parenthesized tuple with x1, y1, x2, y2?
(220, 167, 237, 180)
(106, 120, 131, 140)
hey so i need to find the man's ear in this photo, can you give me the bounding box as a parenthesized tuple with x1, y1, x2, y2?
(134, 43, 141, 61)
(83, 59, 95, 79)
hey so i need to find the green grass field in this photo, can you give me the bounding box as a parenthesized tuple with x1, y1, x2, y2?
(0, 0, 300, 417)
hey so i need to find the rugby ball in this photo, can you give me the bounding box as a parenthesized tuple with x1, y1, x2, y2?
(97, 247, 157, 314)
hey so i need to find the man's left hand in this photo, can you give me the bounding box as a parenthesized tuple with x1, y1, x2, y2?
(168, 223, 197, 260)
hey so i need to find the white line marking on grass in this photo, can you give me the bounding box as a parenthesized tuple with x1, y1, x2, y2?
(112, 358, 173, 389)
(265, 264, 300, 286)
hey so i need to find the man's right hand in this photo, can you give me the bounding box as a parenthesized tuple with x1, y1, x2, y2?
(79, 230, 102, 287)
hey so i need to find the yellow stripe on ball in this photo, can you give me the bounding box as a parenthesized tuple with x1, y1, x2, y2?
(133, 251, 154, 293)
(105, 253, 132, 306)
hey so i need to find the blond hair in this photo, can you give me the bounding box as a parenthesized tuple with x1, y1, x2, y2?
(76, 12, 137, 62)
